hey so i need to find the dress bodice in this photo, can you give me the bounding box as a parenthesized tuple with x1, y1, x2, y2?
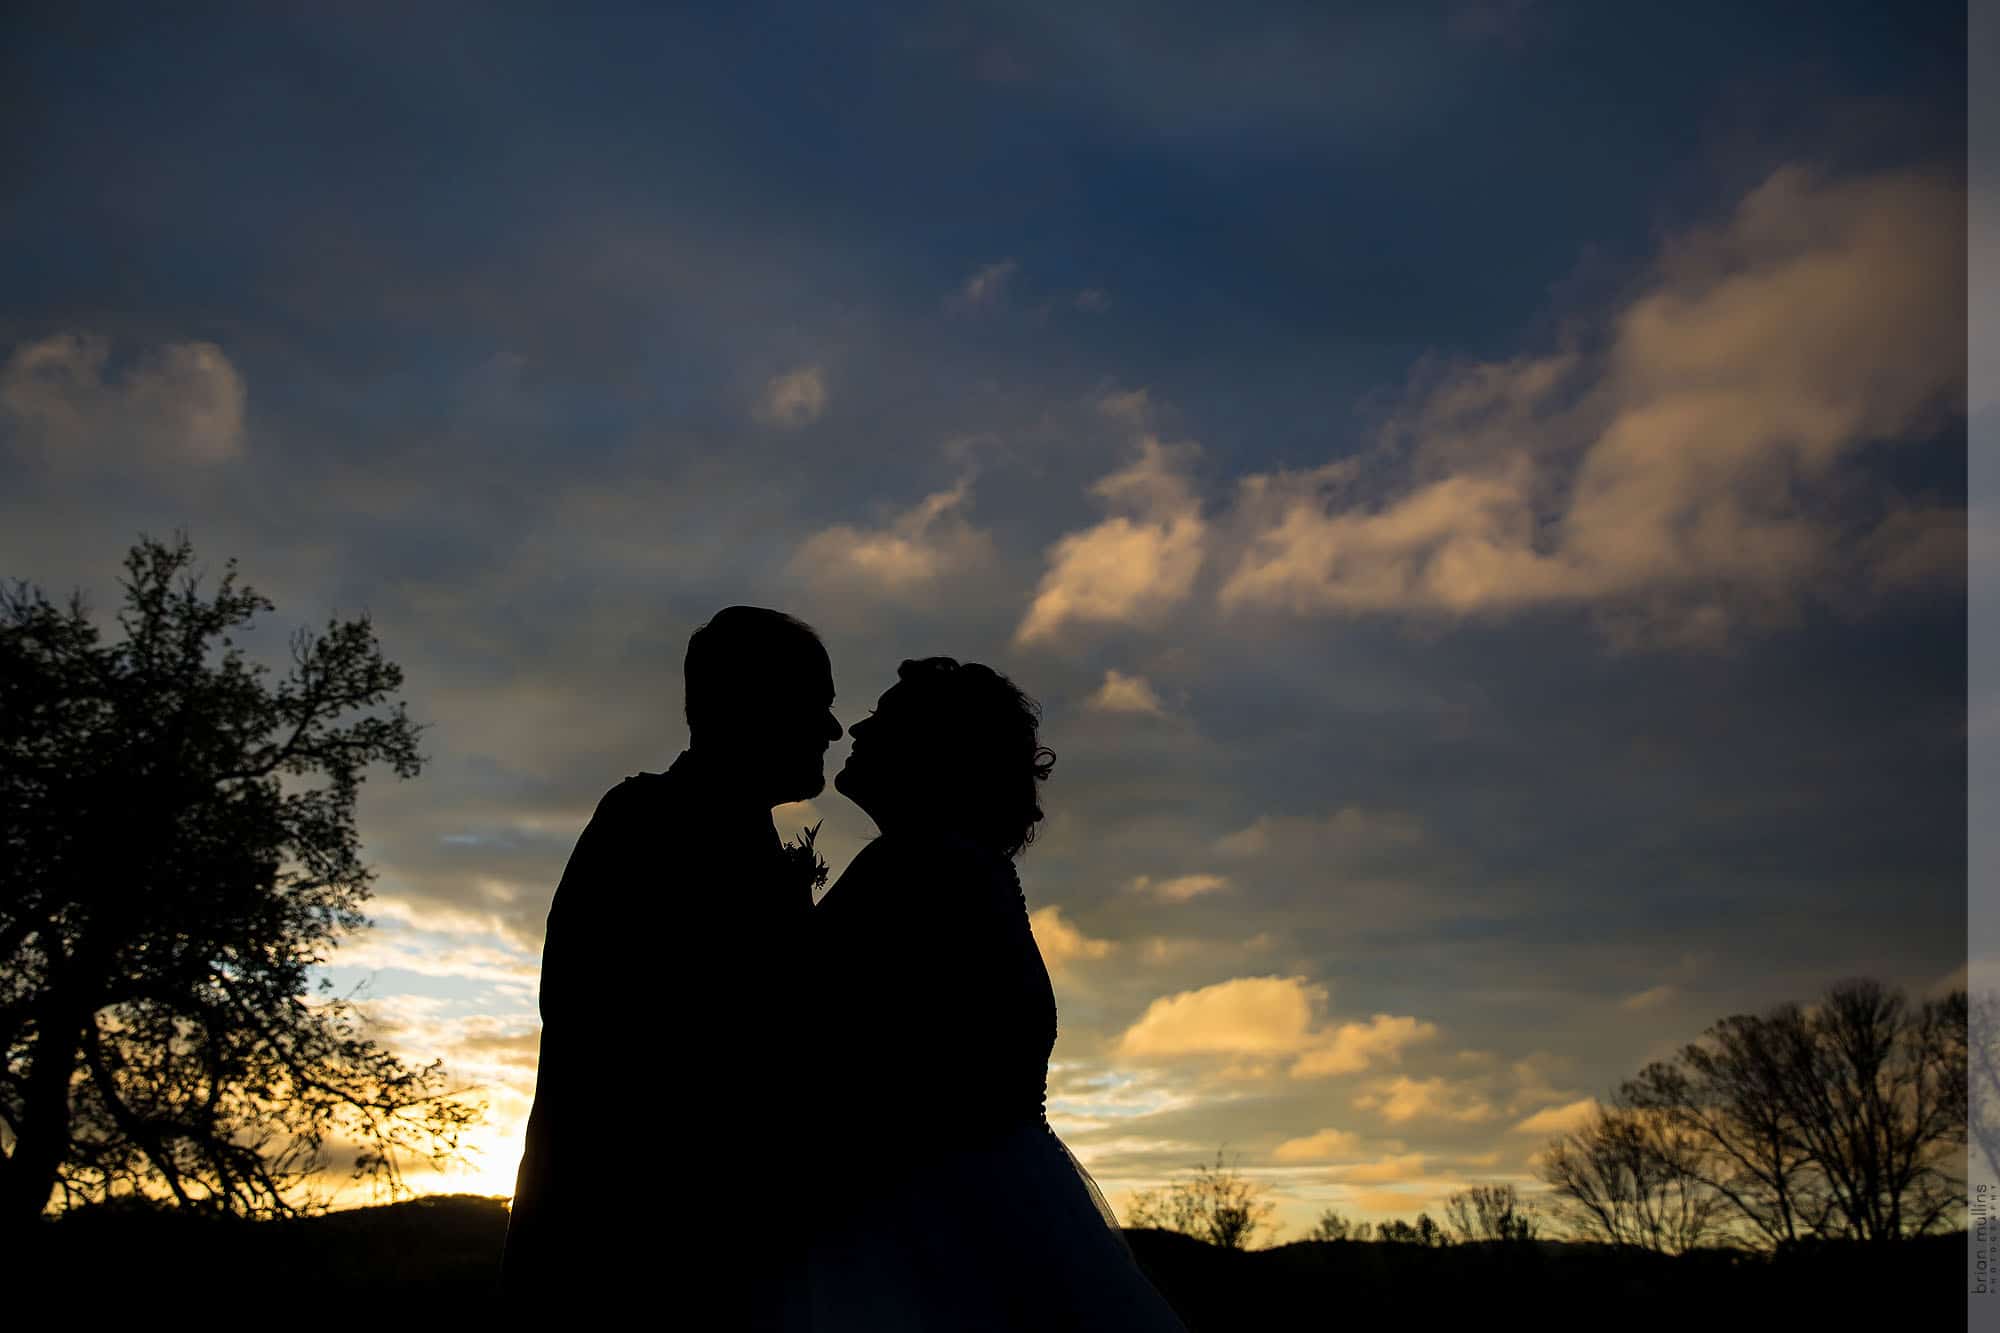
(808, 831, 1058, 1158)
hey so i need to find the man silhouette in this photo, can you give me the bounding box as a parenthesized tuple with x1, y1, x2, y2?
(501, 607, 841, 1326)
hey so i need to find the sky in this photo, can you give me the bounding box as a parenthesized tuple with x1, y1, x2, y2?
(0, 2, 1970, 1237)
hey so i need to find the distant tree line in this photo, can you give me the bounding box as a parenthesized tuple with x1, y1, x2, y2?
(1127, 976, 1969, 1258)
(1309, 1183, 1537, 1248)
(1128, 1148, 1542, 1252)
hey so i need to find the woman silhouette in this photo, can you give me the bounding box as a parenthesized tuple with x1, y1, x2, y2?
(805, 657, 1188, 1331)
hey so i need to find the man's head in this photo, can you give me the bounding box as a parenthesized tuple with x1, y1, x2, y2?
(684, 606, 841, 807)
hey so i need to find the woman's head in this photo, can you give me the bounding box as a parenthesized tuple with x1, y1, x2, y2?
(833, 657, 1055, 858)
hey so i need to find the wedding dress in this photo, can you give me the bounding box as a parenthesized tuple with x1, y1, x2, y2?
(805, 832, 1188, 1332)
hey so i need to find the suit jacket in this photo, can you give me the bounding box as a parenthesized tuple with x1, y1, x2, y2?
(500, 749, 806, 1323)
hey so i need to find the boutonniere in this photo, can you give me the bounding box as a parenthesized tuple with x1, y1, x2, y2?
(781, 820, 830, 897)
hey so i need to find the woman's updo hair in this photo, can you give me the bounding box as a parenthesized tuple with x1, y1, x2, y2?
(894, 657, 1055, 860)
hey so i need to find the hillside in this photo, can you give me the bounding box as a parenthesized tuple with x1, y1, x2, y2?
(19, 1195, 1964, 1328)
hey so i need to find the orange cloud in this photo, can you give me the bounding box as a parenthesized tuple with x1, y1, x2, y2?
(1219, 163, 1965, 647)
(1129, 873, 1229, 902)
(1088, 669, 1167, 715)
(789, 478, 995, 596)
(1114, 976, 1438, 1079)
(1028, 905, 1115, 973)
(1016, 435, 1206, 643)
(1510, 1098, 1601, 1136)
(1353, 1075, 1496, 1124)
(1333, 1153, 1432, 1185)
(1272, 1127, 1365, 1161)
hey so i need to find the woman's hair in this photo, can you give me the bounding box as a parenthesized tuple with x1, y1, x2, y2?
(894, 657, 1055, 860)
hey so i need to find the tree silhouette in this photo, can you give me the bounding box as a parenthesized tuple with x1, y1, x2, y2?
(1770, 979, 1965, 1241)
(1442, 1183, 1537, 1243)
(1308, 1206, 1369, 1242)
(1124, 1147, 1280, 1250)
(0, 532, 480, 1225)
(1538, 1103, 1727, 1253)
(1375, 1213, 1449, 1246)
(1542, 978, 1967, 1253)
(1619, 1011, 1837, 1247)
(1971, 990, 2000, 1187)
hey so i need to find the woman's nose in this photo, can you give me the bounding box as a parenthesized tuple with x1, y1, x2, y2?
(826, 712, 845, 742)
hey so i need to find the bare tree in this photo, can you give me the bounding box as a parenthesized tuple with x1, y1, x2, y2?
(1971, 990, 2000, 1187)
(0, 533, 480, 1226)
(1547, 978, 1968, 1253)
(1621, 1014, 1838, 1248)
(1442, 1182, 1538, 1243)
(1538, 1103, 1728, 1253)
(1766, 979, 1966, 1242)
(1124, 1146, 1280, 1250)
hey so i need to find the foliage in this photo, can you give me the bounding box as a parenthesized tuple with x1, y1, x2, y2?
(1124, 1147, 1280, 1250)
(0, 531, 481, 1223)
(780, 820, 830, 897)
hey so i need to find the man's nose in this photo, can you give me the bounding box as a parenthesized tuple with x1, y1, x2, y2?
(825, 712, 844, 742)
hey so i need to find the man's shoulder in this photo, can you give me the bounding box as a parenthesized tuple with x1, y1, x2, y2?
(597, 766, 682, 807)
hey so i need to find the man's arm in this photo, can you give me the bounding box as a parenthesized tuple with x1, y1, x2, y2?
(500, 779, 642, 1294)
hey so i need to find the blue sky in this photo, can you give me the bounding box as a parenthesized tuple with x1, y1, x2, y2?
(1, 2, 1968, 1231)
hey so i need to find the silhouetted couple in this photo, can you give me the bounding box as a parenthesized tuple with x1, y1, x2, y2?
(501, 607, 1186, 1330)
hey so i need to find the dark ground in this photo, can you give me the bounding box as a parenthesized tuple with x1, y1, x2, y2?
(18, 1194, 1968, 1328)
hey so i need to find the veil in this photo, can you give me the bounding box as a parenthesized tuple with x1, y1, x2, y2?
(1052, 1131, 1131, 1246)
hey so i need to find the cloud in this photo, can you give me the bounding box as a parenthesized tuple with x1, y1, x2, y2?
(1348, 1187, 1454, 1216)
(1, 333, 247, 467)
(1290, 1015, 1442, 1078)
(952, 259, 1019, 311)
(1213, 807, 1425, 858)
(1353, 1075, 1497, 1124)
(1029, 905, 1116, 972)
(1219, 164, 1966, 648)
(1333, 1152, 1432, 1184)
(1087, 669, 1166, 715)
(789, 477, 995, 595)
(1075, 288, 1112, 313)
(1129, 872, 1229, 902)
(1117, 975, 1320, 1057)
(754, 364, 828, 428)
(330, 932, 542, 989)
(1114, 975, 1438, 1079)
(1620, 984, 1678, 1011)
(1510, 1097, 1601, 1136)
(1134, 932, 1276, 966)
(1016, 434, 1206, 643)
(1272, 1127, 1364, 1161)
